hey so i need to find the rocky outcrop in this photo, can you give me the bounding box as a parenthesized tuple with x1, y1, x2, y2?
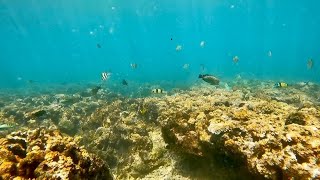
(0, 128, 113, 180)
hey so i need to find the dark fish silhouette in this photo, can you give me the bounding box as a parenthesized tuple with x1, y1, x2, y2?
(199, 74, 220, 85)
(97, 43, 101, 48)
(27, 80, 35, 84)
(200, 64, 205, 72)
(122, 79, 128, 86)
(91, 85, 102, 95)
(307, 59, 313, 69)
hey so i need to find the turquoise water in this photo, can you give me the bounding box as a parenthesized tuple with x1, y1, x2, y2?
(1, 2, 320, 179)
(0, 0, 320, 89)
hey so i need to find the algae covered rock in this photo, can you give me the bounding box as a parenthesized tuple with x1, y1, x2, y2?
(0, 128, 113, 180)
(285, 112, 306, 125)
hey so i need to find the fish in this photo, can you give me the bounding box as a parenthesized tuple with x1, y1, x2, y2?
(122, 79, 128, 86)
(307, 58, 313, 69)
(200, 41, 205, 47)
(200, 64, 206, 72)
(176, 45, 182, 51)
(152, 88, 167, 94)
(182, 64, 190, 70)
(199, 74, 220, 85)
(91, 85, 102, 95)
(101, 72, 111, 81)
(233, 56, 239, 63)
(267, 50, 272, 57)
(130, 63, 138, 69)
(224, 83, 231, 91)
(274, 82, 288, 88)
(296, 82, 307, 86)
(27, 80, 35, 84)
(0, 124, 14, 130)
(97, 43, 101, 48)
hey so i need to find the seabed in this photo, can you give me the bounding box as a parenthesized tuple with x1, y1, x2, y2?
(0, 79, 320, 179)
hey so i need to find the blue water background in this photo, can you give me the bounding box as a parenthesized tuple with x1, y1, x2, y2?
(0, 0, 319, 89)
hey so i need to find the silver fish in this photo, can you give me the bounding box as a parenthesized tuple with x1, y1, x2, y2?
(0, 124, 14, 130)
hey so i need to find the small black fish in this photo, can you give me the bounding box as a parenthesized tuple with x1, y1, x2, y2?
(97, 43, 101, 48)
(122, 79, 128, 86)
(91, 85, 102, 95)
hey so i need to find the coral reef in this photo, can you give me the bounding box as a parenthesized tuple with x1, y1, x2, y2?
(0, 128, 113, 180)
(1, 80, 320, 179)
(155, 86, 320, 179)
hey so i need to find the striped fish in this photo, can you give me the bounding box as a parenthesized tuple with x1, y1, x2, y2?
(152, 88, 166, 94)
(101, 72, 111, 81)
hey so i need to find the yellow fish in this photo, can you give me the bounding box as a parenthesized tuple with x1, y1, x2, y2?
(274, 82, 288, 88)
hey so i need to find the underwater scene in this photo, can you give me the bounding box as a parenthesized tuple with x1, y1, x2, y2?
(1, 0, 320, 179)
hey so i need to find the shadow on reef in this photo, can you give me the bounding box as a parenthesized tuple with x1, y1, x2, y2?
(162, 128, 266, 180)
(175, 152, 265, 180)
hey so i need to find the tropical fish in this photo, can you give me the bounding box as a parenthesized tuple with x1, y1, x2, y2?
(152, 88, 167, 94)
(27, 80, 35, 84)
(0, 124, 14, 130)
(224, 83, 231, 91)
(182, 64, 190, 70)
(130, 63, 138, 69)
(233, 56, 239, 63)
(91, 85, 102, 95)
(122, 79, 128, 86)
(296, 82, 307, 86)
(138, 105, 147, 115)
(176, 45, 182, 51)
(199, 74, 220, 85)
(101, 72, 111, 81)
(200, 64, 206, 72)
(200, 41, 205, 47)
(274, 82, 288, 88)
(307, 58, 313, 69)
